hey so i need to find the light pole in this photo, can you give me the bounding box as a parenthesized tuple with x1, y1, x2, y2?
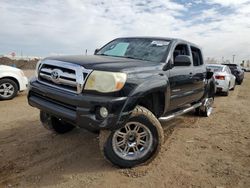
(232, 54, 236, 64)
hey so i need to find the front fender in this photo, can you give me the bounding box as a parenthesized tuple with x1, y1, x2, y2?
(121, 75, 170, 113)
(0, 71, 23, 90)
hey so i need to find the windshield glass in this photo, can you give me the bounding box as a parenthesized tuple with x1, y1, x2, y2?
(207, 65, 223, 72)
(96, 38, 170, 62)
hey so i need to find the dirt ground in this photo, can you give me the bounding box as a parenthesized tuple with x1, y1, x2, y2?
(0, 71, 250, 188)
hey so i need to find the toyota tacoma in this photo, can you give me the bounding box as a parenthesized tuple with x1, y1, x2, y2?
(28, 37, 215, 168)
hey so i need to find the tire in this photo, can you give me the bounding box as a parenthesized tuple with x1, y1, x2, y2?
(40, 111, 75, 134)
(0, 78, 18, 100)
(196, 88, 214, 117)
(99, 105, 164, 168)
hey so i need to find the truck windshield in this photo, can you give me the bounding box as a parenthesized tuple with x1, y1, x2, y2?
(96, 38, 170, 62)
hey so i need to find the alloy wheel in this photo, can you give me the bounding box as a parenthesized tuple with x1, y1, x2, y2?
(112, 122, 153, 161)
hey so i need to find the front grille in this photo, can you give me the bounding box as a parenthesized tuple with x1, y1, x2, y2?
(38, 60, 92, 93)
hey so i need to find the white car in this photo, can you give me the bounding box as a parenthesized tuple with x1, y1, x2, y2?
(0, 65, 28, 100)
(207, 64, 236, 96)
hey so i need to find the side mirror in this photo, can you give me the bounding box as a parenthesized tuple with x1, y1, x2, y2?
(94, 48, 100, 55)
(174, 55, 191, 66)
(206, 71, 213, 79)
(163, 59, 174, 71)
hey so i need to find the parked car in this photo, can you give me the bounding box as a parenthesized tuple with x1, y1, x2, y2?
(222, 64, 244, 84)
(206, 64, 236, 96)
(0, 65, 28, 100)
(28, 37, 215, 168)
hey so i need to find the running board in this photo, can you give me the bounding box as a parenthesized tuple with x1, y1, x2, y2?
(159, 102, 202, 122)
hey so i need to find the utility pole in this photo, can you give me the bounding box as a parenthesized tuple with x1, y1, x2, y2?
(221, 56, 224, 64)
(232, 54, 236, 64)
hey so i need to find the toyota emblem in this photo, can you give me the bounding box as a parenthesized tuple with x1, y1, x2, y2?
(51, 69, 60, 82)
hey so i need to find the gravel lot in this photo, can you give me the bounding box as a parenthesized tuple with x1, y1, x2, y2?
(0, 71, 250, 188)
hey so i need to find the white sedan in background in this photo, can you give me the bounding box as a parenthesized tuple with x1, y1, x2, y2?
(0, 65, 28, 100)
(207, 64, 236, 96)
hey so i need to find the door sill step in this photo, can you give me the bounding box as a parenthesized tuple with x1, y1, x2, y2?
(159, 102, 202, 122)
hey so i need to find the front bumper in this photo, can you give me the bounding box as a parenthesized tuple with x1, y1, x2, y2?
(28, 80, 131, 131)
(19, 76, 28, 91)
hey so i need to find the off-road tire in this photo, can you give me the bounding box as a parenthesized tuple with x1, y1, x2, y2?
(0, 78, 18, 100)
(99, 105, 164, 168)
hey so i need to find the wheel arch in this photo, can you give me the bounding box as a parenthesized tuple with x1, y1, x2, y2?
(0, 76, 20, 90)
(122, 78, 170, 118)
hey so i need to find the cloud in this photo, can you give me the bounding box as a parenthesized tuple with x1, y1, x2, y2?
(0, 0, 249, 63)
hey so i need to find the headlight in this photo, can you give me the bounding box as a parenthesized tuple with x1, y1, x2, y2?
(84, 71, 127, 93)
(35, 60, 42, 78)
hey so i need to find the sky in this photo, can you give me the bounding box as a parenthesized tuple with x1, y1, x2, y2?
(0, 0, 250, 63)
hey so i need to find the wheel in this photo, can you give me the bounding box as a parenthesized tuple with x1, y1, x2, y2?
(99, 105, 164, 168)
(0, 79, 18, 100)
(40, 111, 75, 134)
(196, 92, 214, 117)
(199, 97, 214, 117)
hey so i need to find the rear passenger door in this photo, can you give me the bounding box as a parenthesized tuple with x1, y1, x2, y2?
(190, 46, 206, 101)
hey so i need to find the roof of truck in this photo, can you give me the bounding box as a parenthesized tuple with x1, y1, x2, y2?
(115, 36, 201, 48)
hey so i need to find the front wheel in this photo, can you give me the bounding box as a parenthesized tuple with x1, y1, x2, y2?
(99, 106, 164, 168)
(40, 111, 75, 134)
(0, 79, 18, 100)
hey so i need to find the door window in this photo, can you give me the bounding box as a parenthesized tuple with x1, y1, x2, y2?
(173, 44, 189, 61)
(191, 47, 203, 66)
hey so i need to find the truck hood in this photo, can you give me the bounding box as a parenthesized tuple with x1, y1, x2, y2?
(44, 55, 161, 72)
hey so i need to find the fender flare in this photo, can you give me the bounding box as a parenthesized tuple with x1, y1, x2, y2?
(121, 76, 170, 115)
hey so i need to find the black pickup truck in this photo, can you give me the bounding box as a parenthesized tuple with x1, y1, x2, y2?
(28, 37, 215, 168)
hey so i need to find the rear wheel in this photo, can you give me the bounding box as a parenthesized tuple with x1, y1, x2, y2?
(99, 106, 164, 168)
(0, 79, 18, 100)
(196, 85, 214, 117)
